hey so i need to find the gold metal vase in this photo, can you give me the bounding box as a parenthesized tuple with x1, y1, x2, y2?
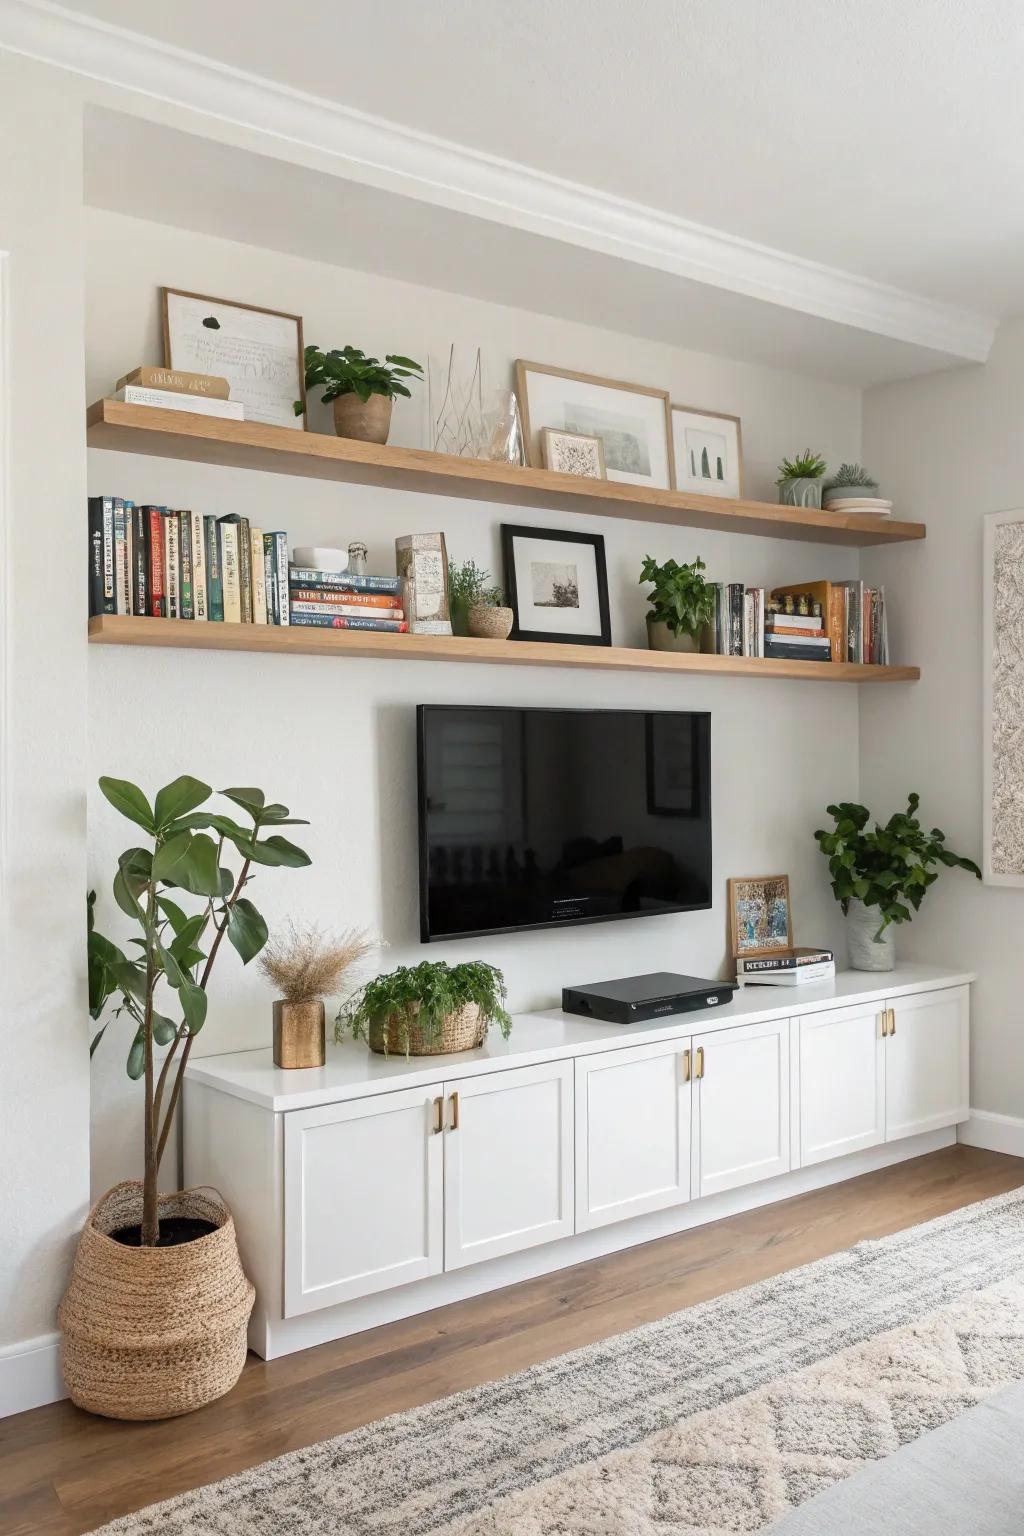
(273, 999, 326, 1069)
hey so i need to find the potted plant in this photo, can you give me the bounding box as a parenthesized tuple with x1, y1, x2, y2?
(296, 344, 423, 444)
(336, 959, 512, 1057)
(448, 558, 515, 640)
(64, 776, 311, 1419)
(467, 583, 514, 640)
(258, 920, 374, 1068)
(815, 793, 980, 971)
(640, 554, 716, 653)
(777, 450, 828, 508)
(822, 462, 880, 508)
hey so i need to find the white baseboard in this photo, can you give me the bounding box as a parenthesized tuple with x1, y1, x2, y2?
(0, 1331, 65, 1419)
(958, 1109, 1024, 1158)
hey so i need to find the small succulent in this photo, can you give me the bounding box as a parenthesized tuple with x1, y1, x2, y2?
(777, 450, 828, 484)
(824, 462, 879, 493)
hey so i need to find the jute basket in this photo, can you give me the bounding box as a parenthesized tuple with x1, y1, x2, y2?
(368, 1001, 485, 1056)
(58, 1181, 255, 1420)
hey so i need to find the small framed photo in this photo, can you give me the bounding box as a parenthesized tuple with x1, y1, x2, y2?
(728, 874, 792, 958)
(501, 524, 611, 646)
(162, 287, 306, 431)
(516, 360, 674, 490)
(671, 404, 743, 500)
(540, 427, 606, 480)
(645, 713, 698, 817)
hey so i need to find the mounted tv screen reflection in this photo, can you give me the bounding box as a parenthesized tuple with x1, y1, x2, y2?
(417, 705, 712, 941)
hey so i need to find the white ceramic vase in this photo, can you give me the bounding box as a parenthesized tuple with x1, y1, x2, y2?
(846, 899, 895, 971)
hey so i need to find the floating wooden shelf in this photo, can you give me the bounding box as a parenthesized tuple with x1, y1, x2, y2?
(88, 616, 920, 683)
(86, 400, 925, 548)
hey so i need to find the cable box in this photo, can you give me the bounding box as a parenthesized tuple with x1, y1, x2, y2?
(562, 972, 736, 1025)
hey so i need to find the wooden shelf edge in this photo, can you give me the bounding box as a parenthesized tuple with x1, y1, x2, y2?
(85, 399, 926, 548)
(87, 616, 920, 683)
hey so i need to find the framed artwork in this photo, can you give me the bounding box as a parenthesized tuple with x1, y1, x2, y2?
(645, 713, 697, 816)
(540, 427, 606, 480)
(728, 874, 792, 958)
(501, 524, 611, 646)
(515, 360, 674, 490)
(671, 404, 743, 500)
(983, 508, 1024, 884)
(162, 287, 306, 431)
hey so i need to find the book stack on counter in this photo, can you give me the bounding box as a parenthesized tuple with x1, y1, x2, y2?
(87, 496, 289, 624)
(736, 947, 836, 987)
(289, 566, 408, 632)
(112, 367, 244, 421)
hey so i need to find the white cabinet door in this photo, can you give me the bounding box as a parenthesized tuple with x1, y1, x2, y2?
(885, 985, 969, 1141)
(444, 1061, 574, 1270)
(693, 1017, 790, 1199)
(284, 1084, 444, 1316)
(797, 1004, 885, 1167)
(575, 1039, 692, 1232)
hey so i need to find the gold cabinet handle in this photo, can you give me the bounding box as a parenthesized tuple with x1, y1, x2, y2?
(889, 1008, 896, 1037)
(681, 1048, 691, 1082)
(449, 1090, 460, 1130)
(432, 1095, 444, 1134)
(881, 1007, 896, 1037)
(695, 1045, 705, 1079)
(880, 1010, 888, 1037)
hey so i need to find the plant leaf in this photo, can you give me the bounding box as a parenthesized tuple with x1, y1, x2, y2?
(179, 981, 208, 1034)
(242, 834, 312, 868)
(99, 776, 155, 833)
(226, 897, 268, 964)
(176, 833, 223, 897)
(152, 830, 193, 882)
(89, 1022, 109, 1056)
(221, 787, 265, 817)
(152, 1012, 179, 1046)
(126, 1027, 146, 1080)
(153, 775, 212, 830)
(158, 895, 190, 935)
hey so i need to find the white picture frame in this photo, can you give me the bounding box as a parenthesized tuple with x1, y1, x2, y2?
(516, 360, 674, 490)
(983, 507, 1024, 884)
(671, 404, 743, 500)
(162, 287, 306, 432)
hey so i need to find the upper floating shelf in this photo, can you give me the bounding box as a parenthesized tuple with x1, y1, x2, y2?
(85, 400, 925, 548)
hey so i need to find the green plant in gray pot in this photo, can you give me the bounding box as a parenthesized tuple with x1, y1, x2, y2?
(640, 554, 716, 653)
(777, 450, 828, 509)
(823, 462, 880, 507)
(814, 794, 980, 971)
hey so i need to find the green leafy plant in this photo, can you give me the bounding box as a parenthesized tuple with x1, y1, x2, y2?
(814, 794, 980, 938)
(447, 559, 504, 633)
(336, 959, 512, 1056)
(90, 776, 311, 1244)
(295, 345, 423, 414)
(776, 450, 828, 483)
(824, 462, 879, 493)
(640, 554, 716, 640)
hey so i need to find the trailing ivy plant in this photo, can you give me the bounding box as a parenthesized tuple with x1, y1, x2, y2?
(89, 776, 311, 1245)
(814, 794, 980, 937)
(336, 959, 512, 1056)
(776, 450, 827, 483)
(640, 554, 716, 640)
(295, 345, 423, 413)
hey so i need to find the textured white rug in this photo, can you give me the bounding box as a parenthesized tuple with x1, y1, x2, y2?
(92, 1185, 1024, 1535)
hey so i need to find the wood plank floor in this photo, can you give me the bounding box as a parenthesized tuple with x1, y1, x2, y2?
(3, 1144, 1022, 1535)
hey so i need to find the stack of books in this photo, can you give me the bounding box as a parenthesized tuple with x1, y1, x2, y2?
(764, 607, 831, 662)
(704, 583, 767, 658)
(113, 367, 243, 422)
(87, 496, 289, 624)
(736, 947, 835, 987)
(289, 565, 407, 632)
(702, 577, 889, 664)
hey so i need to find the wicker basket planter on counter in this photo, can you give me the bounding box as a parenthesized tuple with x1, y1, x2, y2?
(368, 1000, 484, 1056)
(337, 960, 513, 1058)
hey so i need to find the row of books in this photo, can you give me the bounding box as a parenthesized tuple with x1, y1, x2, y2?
(735, 947, 835, 987)
(703, 580, 889, 664)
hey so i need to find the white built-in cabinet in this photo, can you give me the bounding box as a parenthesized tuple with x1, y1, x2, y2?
(692, 1016, 790, 1198)
(885, 986, 969, 1139)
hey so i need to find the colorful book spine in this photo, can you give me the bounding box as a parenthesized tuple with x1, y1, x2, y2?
(87, 499, 105, 616)
(145, 507, 166, 617)
(270, 533, 289, 626)
(101, 495, 115, 614)
(237, 518, 253, 622)
(113, 499, 131, 615)
(130, 503, 147, 617)
(250, 526, 267, 625)
(204, 515, 223, 622)
(290, 601, 404, 619)
(190, 510, 208, 622)
(164, 512, 180, 619)
(289, 587, 403, 609)
(218, 520, 242, 624)
(263, 534, 276, 624)
(288, 613, 409, 632)
(288, 567, 400, 594)
(178, 511, 194, 621)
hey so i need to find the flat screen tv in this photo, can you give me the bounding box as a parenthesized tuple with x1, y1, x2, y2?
(417, 704, 712, 942)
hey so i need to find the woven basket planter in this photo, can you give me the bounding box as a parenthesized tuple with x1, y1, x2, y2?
(368, 1001, 484, 1056)
(59, 1181, 254, 1420)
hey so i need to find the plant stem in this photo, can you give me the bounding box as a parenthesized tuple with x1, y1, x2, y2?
(140, 878, 160, 1246)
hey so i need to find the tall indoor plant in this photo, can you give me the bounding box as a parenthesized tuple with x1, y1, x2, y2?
(640, 554, 716, 653)
(814, 793, 980, 970)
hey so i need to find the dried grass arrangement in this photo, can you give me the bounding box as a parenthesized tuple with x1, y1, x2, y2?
(258, 920, 375, 1002)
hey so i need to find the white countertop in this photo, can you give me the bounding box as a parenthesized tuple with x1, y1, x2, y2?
(184, 965, 974, 1113)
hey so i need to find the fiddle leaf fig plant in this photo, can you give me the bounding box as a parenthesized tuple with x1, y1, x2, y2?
(90, 775, 311, 1245)
(640, 554, 716, 640)
(296, 345, 423, 413)
(814, 793, 980, 937)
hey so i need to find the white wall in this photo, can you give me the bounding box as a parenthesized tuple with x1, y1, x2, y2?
(861, 319, 1024, 1125)
(84, 208, 866, 1193)
(0, 55, 90, 1410)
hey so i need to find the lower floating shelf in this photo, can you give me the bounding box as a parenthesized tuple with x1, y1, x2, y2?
(87, 616, 920, 683)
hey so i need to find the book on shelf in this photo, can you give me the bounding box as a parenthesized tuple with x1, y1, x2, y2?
(116, 367, 230, 399)
(178, 511, 194, 621)
(190, 511, 208, 622)
(289, 586, 401, 609)
(737, 947, 834, 975)
(289, 613, 410, 632)
(290, 600, 405, 620)
(164, 512, 180, 619)
(112, 385, 244, 420)
(204, 515, 223, 622)
(267, 532, 289, 627)
(737, 960, 836, 987)
(250, 526, 268, 625)
(288, 565, 401, 595)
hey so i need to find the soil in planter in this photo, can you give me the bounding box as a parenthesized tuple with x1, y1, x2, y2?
(110, 1217, 217, 1247)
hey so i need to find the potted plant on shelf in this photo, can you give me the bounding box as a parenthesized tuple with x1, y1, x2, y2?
(65, 776, 311, 1420)
(336, 959, 512, 1057)
(777, 450, 828, 508)
(640, 554, 716, 654)
(258, 920, 374, 1068)
(822, 461, 880, 508)
(296, 344, 424, 444)
(814, 793, 980, 971)
(448, 558, 515, 640)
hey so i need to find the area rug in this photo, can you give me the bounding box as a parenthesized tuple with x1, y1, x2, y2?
(92, 1185, 1024, 1535)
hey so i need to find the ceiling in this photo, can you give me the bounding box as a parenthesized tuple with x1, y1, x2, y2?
(57, 0, 1024, 317)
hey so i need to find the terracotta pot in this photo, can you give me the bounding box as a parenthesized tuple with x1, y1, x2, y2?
(273, 999, 326, 1069)
(332, 393, 393, 444)
(646, 617, 700, 653)
(468, 605, 515, 640)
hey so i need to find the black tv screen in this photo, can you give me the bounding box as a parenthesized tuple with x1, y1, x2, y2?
(417, 705, 712, 942)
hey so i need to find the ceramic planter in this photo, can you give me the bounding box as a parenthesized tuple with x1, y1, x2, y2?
(467, 605, 514, 640)
(846, 899, 896, 971)
(333, 393, 393, 444)
(778, 476, 824, 509)
(646, 617, 700, 653)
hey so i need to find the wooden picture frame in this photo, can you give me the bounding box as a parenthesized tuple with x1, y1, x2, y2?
(671, 403, 744, 499)
(502, 523, 611, 647)
(728, 874, 792, 958)
(539, 427, 607, 480)
(162, 287, 306, 432)
(515, 359, 675, 490)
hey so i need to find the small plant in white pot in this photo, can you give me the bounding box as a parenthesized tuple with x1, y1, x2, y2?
(640, 554, 716, 653)
(777, 449, 828, 509)
(822, 461, 879, 508)
(296, 344, 423, 444)
(814, 794, 980, 971)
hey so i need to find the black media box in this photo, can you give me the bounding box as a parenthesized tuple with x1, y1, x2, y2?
(562, 971, 736, 1025)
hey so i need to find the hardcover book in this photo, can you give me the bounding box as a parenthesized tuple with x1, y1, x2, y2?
(144, 507, 166, 617)
(218, 519, 242, 624)
(116, 366, 230, 399)
(190, 510, 208, 622)
(204, 515, 223, 622)
(288, 566, 400, 594)
(178, 510, 193, 621)
(288, 613, 409, 632)
(250, 526, 268, 625)
(270, 533, 289, 626)
(113, 385, 244, 420)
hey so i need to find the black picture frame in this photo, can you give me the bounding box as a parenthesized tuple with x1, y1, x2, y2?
(501, 523, 612, 646)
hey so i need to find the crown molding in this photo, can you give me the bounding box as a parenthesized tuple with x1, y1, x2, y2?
(0, 0, 997, 364)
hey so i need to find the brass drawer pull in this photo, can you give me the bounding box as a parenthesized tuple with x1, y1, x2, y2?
(681, 1048, 691, 1082)
(432, 1095, 444, 1134)
(695, 1045, 705, 1079)
(449, 1090, 460, 1130)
